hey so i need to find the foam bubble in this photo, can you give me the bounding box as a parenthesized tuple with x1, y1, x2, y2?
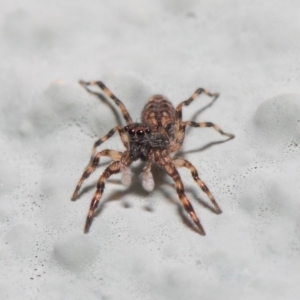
(253, 94, 300, 146)
(53, 233, 98, 269)
(4, 224, 35, 254)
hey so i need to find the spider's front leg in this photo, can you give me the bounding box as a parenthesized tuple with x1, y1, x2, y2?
(84, 161, 121, 233)
(79, 80, 133, 124)
(71, 149, 122, 200)
(163, 160, 206, 235)
(71, 126, 130, 200)
(71, 149, 122, 201)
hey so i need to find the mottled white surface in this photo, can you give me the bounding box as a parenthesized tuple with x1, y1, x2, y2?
(1, 1, 300, 299)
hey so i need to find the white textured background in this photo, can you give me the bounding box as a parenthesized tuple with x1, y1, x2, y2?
(1, 1, 300, 300)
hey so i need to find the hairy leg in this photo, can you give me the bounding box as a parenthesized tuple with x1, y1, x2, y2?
(171, 88, 219, 151)
(71, 150, 122, 200)
(89, 126, 129, 160)
(172, 157, 222, 213)
(72, 124, 130, 200)
(183, 121, 235, 139)
(163, 161, 206, 235)
(79, 80, 133, 124)
(85, 161, 121, 233)
(175, 88, 219, 126)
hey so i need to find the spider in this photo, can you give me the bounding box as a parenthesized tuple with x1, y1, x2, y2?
(71, 80, 234, 235)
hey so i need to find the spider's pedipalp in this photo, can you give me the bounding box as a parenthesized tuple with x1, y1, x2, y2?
(79, 80, 133, 124)
(121, 165, 132, 187)
(172, 157, 222, 214)
(142, 170, 154, 192)
(163, 161, 206, 235)
(85, 161, 121, 233)
(141, 154, 154, 192)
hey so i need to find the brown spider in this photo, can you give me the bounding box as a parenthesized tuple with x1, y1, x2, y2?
(71, 80, 234, 235)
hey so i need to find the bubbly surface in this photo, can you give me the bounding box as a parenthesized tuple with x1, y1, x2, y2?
(1, 1, 300, 300)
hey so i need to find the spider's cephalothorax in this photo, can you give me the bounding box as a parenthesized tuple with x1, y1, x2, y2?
(124, 122, 170, 161)
(72, 80, 235, 235)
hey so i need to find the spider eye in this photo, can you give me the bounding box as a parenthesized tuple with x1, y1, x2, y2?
(124, 126, 129, 132)
(128, 128, 135, 136)
(165, 123, 172, 131)
(145, 128, 151, 134)
(137, 130, 145, 137)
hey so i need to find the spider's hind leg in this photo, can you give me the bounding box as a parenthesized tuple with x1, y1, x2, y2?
(163, 161, 206, 235)
(175, 88, 219, 123)
(184, 121, 235, 139)
(172, 157, 222, 214)
(172, 88, 219, 151)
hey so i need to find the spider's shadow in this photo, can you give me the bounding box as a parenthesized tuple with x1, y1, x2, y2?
(179, 138, 233, 155)
(82, 85, 124, 126)
(187, 92, 219, 125)
(78, 162, 221, 234)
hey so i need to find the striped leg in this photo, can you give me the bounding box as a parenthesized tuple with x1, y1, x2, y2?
(71, 150, 122, 200)
(79, 80, 133, 124)
(184, 121, 235, 139)
(164, 162, 206, 235)
(89, 126, 129, 160)
(172, 157, 222, 214)
(175, 88, 219, 124)
(173, 88, 219, 149)
(85, 161, 121, 233)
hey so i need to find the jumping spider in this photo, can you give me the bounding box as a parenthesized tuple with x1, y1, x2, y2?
(72, 80, 234, 235)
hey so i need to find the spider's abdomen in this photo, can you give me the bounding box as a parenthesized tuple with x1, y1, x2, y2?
(141, 95, 175, 134)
